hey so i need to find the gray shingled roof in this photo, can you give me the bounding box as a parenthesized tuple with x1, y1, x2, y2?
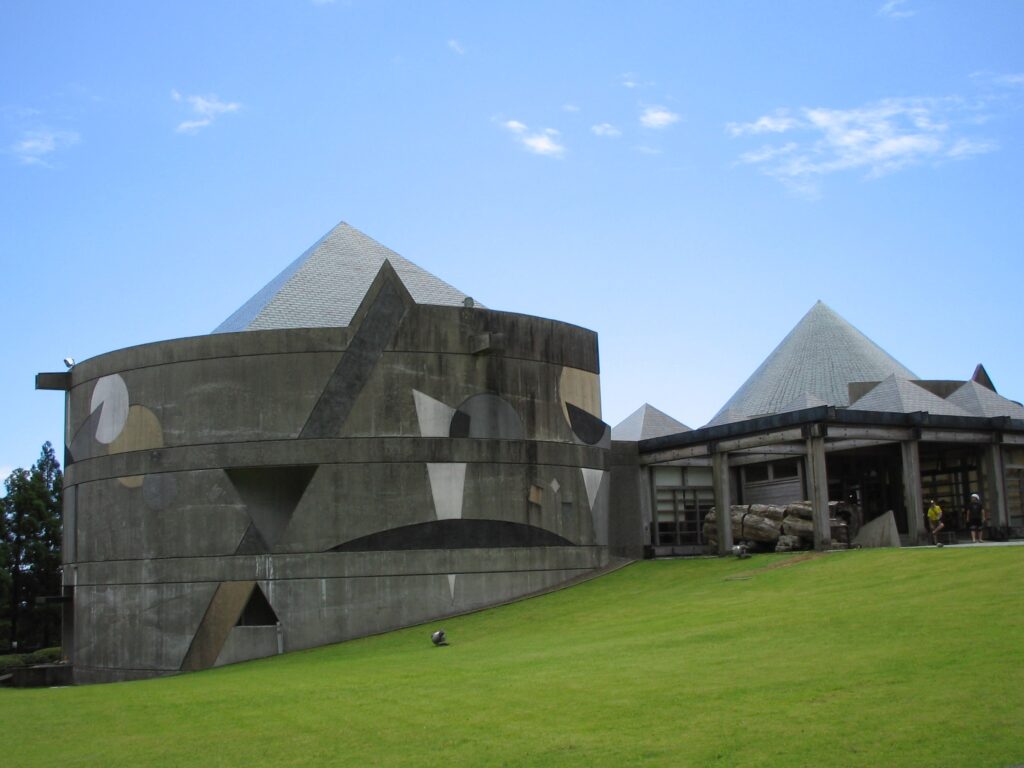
(213, 222, 476, 332)
(847, 375, 971, 417)
(946, 380, 1024, 419)
(705, 301, 917, 427)
(612, 403, 691, 441)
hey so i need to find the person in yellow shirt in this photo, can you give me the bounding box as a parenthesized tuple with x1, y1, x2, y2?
(927, 499, 944, 546)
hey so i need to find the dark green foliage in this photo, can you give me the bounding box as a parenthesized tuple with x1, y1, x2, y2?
(0, 443, 62, 651)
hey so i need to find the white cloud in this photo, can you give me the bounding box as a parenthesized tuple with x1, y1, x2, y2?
(727, 112, 798, 136)
(878, 0, 915, 19)
(993, 73, 1024, 87)
(522, 132, 565, 157)
(729, 97, 998, 193)
(499, 119, 565, 157)
(447, 39, 465, 55)
(172, 90, 241, 134)
(632, 145, 662, 155)
(640, 106, 680, 129)
(562, 103, 580, 113)
(591, 123, 621, 137)
(9, 129, 79, 166)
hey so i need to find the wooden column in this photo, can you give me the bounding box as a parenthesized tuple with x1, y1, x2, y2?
(805, 434, 830, 551)
(901, 439, 924, 544)
(712, 451, 733, 555)
(986, 444, 1008, 528)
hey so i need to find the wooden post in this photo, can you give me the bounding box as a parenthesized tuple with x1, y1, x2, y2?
(986, 444, 1008, 528)
(805, 434, 830, 551)
(712, 451, 733, 555)
(901, 439, 924, 544)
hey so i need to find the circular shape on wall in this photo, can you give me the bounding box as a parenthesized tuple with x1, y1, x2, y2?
(90, 374, 130, 444)
(109, 405, 164, 454)
(449, 393, 524, 439)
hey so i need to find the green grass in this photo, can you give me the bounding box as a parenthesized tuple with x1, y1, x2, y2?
(2, 548, 1022, 767)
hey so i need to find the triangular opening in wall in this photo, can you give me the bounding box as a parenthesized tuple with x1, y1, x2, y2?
(236, 585, 279, 627)
(226, 465, 317, 552)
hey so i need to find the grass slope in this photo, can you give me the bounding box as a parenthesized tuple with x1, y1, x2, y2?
(2, 548, 1022, 767)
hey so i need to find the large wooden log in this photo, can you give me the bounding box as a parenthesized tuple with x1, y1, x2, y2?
(705, 506, 782, 543)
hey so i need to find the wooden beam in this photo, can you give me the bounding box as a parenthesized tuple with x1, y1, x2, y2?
(920, 429, 994, 444)
(731, 444, 807, 456)
(714, 427, 806, 453)
(822, 425, 914, 441)
(824, 438, 895, 453)
(639, 443, 709, 465)
(729, 452, 804, 467)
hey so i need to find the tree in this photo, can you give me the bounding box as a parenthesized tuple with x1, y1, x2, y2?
(0, 442, 63, 650)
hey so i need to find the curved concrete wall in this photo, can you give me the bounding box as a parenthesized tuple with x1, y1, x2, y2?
(63, 265, 612, 682)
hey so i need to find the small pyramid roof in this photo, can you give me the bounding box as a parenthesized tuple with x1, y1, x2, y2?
(213, 222, 475, 332)
(612, 403, 691, 441)
(705, 301, 917, 427)
(847, 375, 971, 417)
(946, 380, 1024, 419)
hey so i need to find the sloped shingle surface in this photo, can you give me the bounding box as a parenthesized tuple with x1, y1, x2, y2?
(213, 222, 475, 332)
(847, 375, 971, 416)
(947, 380, 1024, 419)
(612, 403, 691, 441)
(705, 301, 917, 427)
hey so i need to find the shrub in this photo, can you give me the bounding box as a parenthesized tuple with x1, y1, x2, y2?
(0, 654, 28, 673)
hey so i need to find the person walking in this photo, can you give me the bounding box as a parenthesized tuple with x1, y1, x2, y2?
(965, 493, 987, 543)
(927, 499, 945, 546)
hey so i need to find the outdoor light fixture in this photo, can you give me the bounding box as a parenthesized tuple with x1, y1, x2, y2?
(431, 629, 447, 646)
(63, 357, 75, 368)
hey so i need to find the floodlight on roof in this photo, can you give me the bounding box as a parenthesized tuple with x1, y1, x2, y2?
(63, 357, 75, 369)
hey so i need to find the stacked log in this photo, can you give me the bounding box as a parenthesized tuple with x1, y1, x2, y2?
(703, 501, 850, 553)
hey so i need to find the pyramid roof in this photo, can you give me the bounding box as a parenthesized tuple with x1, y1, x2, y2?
(847, 375, 971, 417)
(213, 222, 475, 332)
(705, 301, 917, 427)
(612, 403, 691, 441)
(946, 380, 1024, 419)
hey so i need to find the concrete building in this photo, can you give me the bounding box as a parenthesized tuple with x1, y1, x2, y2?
(39, 223, 615, 683)
(37, 227, 1024, 682)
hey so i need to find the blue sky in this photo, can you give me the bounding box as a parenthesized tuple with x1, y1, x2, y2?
(2, 0, 1022, 478)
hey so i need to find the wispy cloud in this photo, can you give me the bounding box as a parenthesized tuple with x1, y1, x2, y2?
(591, 123, 621, 137)
(562, 103, 580, 113)
(727, 111, 799, 137)
(640, 106, 680, 129)
(498, 118, 565, 157)
(620, 72, 653, 90)
(447, 39, 465, 55)
(728, 97, 999, 195)
(632, 145, 662, 155)
(9, 129, 79, 166)
(878, 0, 915, 19)
(172, 90, 241, 134)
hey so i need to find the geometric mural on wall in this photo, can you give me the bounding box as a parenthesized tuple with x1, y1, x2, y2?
(426, 463, 467, 521)
(300, 264, 412, 438)
(581, 467, 608, 543)
(559, 367, 610, 447)
(180, 582, 279, 672)
(227, 466, 317, 554)
(90, 374, 130, 444)
(448, 393, 524, 439)
(412, 390, 456, 437)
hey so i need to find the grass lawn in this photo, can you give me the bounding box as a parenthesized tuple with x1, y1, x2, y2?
(2, 547, 1021, 767)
